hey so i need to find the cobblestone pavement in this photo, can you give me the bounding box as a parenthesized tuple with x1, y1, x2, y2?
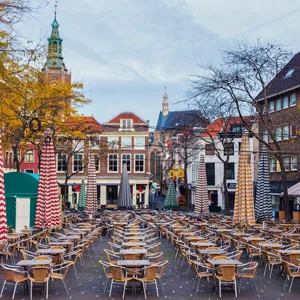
(1, 234, 300, 300)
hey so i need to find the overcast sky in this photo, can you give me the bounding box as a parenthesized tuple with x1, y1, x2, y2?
(18, 0, 300, 129)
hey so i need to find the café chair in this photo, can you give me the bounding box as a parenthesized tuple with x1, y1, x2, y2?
(236, 262, 258, 293)
(28, 266, 51, 300)
(215, 264, 237, 298)
(0, 264, 27, 299)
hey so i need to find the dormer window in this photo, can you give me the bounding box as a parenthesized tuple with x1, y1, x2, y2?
(284, 68, 295, 79)
(120, 119, 134, 131)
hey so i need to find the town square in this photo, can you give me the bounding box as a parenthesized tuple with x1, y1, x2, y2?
(0, 0, 300, 299)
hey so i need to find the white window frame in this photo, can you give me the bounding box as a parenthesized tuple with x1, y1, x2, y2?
(290, 93, 297, 107)
(276, 127, 282, 141)
(73, 153, 84, 173)
(134, 137, 145, 150)
(270, 159, 276, 172)
(134, 154, 145, 173)
(57, 153, 67, 173)
(283, 96, 289, 109)
(25, 150, 34, 163)
(73, 139, 85, 152)
(89, 136, 100, 150)
(276, 160, 281, 172)
(93, 154, 100, 172)
(121, 154, 131, 173)
(282, 125, 289, 140)
(275, 98, 281, 111)
(290, 124, 297, 138)
(107, 136, 119, 150)
(121, 137, 132, 149)
(108, 154, 118, 173)
(120, 119, 134, 131)
(263, 130, 269, 143)
(283, 157, 290, 171)
(269, 100, 274, 112)
(291, 156, 297, 171)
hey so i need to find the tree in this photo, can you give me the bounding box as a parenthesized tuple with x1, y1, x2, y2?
(188, 42, 293, 220)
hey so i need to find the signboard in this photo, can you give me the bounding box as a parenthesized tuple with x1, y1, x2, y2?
(227, 183, 236, 190)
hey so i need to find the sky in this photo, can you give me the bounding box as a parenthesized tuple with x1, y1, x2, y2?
(17, 0, 300, 129)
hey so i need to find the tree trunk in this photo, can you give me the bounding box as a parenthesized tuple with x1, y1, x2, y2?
(223, 162, 230, 215)
(278, 156, 291, 221)
(63, 177, 69, 211)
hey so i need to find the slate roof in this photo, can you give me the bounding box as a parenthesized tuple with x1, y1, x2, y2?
(156, 110, 205, 131)
(255, 52, 300, 101)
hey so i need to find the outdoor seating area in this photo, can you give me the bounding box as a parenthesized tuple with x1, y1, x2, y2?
(0, 210, 299, 299)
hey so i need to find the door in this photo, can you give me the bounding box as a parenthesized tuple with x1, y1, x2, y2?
(16, 198, 30, 231)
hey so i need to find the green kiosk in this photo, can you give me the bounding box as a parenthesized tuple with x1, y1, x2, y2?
(4, 172, 39, 231)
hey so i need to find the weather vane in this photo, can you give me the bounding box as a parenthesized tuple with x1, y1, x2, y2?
(54, 0, 58, 15)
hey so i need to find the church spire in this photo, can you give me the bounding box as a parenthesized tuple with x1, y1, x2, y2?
(162, 85, 169, 116)
(43, 0, 67, 71)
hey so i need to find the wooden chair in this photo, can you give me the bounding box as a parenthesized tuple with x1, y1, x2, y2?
(63, 249, 81, 279)
(20, 249, 37, 260)
(99, 260, 113, 294)
(215, 265, 237, 298)
(262, 250, 282, 278)
(50, 261, 73, 295)
(0, 264, 27, 299)
(191, 261, 214, 293)
(104, 249, 120, 265)
(135, 264, 160, 299)
(155, 260, 168, 293)
(109, 264, 133, 299)
(236, 262, 258, 293)
(282, 261, 300, 293)
(28, 266, 51, 300)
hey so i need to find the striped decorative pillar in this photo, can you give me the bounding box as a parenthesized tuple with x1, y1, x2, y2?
(78, 180, 86, 211)
(194, 155, 209, 215)
(85, 155, 97, 215)
(0, 132, 7, 241)
(233, 133, 255, 226)
(164, 180, 177, 209)
(35, 129, 62, 228)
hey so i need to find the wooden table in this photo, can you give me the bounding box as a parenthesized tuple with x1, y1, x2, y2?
(123, 236, 145, 240)
(277, 250, 300, 254)
(119, 249, 147, 255)
(244, 237, 265, 242)
(122, 242, 146, 247)
(198, 249, 224, 255)
(207, 259, 242, 266)
(124, 232, 144, 236)
(259, 243, 283, 248)
(36, 249, 65, 255)
(17, 259, 52, 267)
(117, 260, 150, 267)
(190, 242, 215, 247)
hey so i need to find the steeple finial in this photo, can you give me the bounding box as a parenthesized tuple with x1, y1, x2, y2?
(164, 85, 167, 94)
(162, 86, 169, 116)
(54, 0, 58, 16)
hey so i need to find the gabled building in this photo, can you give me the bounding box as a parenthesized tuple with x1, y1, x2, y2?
(255, 52, 300, 210)
(101, 112, 150, 208)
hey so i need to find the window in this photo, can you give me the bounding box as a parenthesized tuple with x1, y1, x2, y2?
(134, 137, 145, 150)
(283, 96, 289, 109)
(121, 119, 133, 130)
(108, 137, 119, 150)
(108, 154, 118, 172)
(276, 160, 281, 172)
(275, 98, 281, 111)
(276, 127, 282, 141)
(290, 124, 297, 138)
(263, 130, 269, 143)
(230, 124, 243, 133)
(270, 159, 276, 172)
(290, 93, 297, 106)
(25, 150, 34, 163)
(205, 143, 215, 155)
(94, 154, 100, 172)
(57, 154, 67, 172)
(283, 157, 290, 171)
(121, 137, 132, 149)
(206, 163, 215, 185)
(269, 100, 274, 112)
(135, 154, 144, 172)
(122, 154, 131, 172)
(284, 68, 295, 78)
(73, 154, 83, 172)
(73, 139, 84, 152)
(291, 156, 297, 171)
(283, 125, 289, 140)
(224, 143, 234, 156)
(226, 163, 235, 179)
(89, 136, 100, 150)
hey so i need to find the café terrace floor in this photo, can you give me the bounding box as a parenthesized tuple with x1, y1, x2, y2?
(1, 232, 300, 300)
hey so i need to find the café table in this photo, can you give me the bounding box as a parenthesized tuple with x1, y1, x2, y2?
(244, 237, 265, 242)
(190, 242, 215, 247)
(122, 242, 146, 247)
(17, 259, 52, 267)
(48, 242, 73, 253)
(119, 249, 148, 255)
(207, 259, 242, 266)
(36, 249, 65, 255)
(123, 236, 145, 241)
(117, 260, 150, 267)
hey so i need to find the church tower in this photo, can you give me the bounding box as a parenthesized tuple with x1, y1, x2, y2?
(42, 4, 71, 84)
(162, 86, 169, 116)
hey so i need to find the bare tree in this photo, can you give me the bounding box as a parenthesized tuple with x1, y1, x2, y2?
(188, 42, 293, 220)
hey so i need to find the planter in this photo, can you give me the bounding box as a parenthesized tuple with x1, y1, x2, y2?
(293, 211, 300, 224)
(279, 210, 286, 221)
